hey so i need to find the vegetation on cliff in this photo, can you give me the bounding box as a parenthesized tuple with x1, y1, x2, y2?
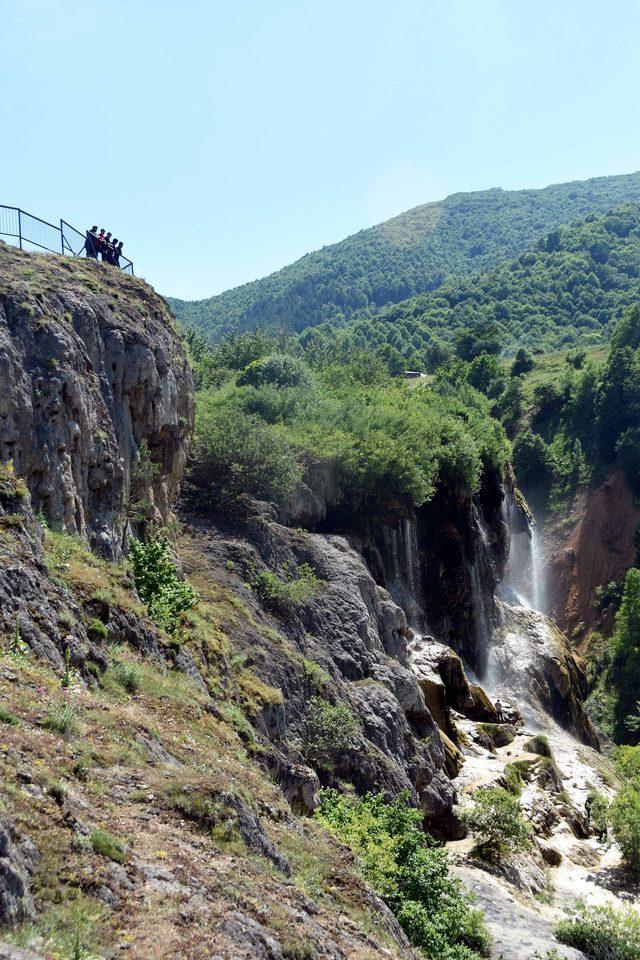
(188, 329, 510, 511)
(169, 171, 640, 341)
(317, 789, 490, 960)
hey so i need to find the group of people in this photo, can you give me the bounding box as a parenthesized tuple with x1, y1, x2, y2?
(83, 226, 125, 267)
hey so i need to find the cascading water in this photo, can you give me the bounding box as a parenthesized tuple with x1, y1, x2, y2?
(502, 493, 547, 614)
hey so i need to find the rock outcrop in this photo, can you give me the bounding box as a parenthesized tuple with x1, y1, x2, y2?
(0, 243, 194, 559)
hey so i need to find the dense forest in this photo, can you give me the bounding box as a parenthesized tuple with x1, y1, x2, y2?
(169, 171, 640, 340)
(301, 203, 640, 370)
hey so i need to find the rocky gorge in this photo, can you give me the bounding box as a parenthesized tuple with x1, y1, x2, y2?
(0, 241, 627, 960)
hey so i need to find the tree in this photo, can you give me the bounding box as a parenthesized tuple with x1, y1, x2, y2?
(512, 431, 556, 488)
(511, 348, 534, 376)
(463, 787, 531, 864)
(610, 568, 640, 742)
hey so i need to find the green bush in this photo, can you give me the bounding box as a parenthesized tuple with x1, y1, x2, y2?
(0, 707, 20, 726)
(112, 660, 142, 695)
(512, 431, 556, 489)
(609, 785, 640, 878)
(463, 787, 531, 864)
(129, 536, 197, 633)
(499, 764, 524, 797)
(250, 562, 322, 615)
(42, 698, 79, 737)
(191, 398, 303, 505)
(556, 902, 640, 960)
(477, 723, 516, 748)
(90, 829, 125, 864)
(614, 744, 640, 784)
(237, 353, 311, 389)
(316, 789, 490, 960)
(302, 697, 360, 769)
(524, 734, 553, 758)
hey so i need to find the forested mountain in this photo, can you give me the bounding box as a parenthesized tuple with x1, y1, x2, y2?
(169, 171, 640, 340)
(303, 202, 640, 369)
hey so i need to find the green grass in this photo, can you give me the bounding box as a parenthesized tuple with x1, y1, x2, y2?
(90, 828, 125, 864)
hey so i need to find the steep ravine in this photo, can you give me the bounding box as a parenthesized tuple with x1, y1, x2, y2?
(0, 243, 619, 960)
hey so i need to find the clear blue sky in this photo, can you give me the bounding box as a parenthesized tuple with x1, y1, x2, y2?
(2, 0, 640, 299)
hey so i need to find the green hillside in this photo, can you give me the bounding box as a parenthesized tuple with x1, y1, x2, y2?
(303, 203, 640, 369)
(169, 171, 640, 340)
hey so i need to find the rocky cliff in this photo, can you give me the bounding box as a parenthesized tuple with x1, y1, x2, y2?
(0, 242, 194, 559)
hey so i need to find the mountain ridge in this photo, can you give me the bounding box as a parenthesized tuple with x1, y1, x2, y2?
(169, 170, 640, 340)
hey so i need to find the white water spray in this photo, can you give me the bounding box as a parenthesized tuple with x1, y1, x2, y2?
(502, 495, 547, 614)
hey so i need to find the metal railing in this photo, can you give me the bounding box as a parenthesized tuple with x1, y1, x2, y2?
(0, 205, 134, 275)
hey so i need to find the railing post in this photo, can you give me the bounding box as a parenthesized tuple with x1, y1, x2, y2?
(60, 219, 65, 255)
(17, 209, 22, 250)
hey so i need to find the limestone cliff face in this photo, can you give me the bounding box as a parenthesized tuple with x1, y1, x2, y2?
(0, 243, 194, 558)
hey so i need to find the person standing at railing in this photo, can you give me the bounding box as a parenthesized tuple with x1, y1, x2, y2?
(83, 226, 100, 259)
(102, 232, 113, 263)
(96, 229, 106, 257)
(112, 240, 121, 268)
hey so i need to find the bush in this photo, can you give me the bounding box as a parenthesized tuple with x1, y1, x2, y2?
(191, 399, 303, 505)
(524, 734, 553, 758)
(463, 787, 531, 864)
(0, 706, 20, 726)
(112, 660, 142, 695)
(609, 785, 640, 878)
(303, 697, 360, 769)
(499, 763, 524, 797)
(129, 536, 197, 633)
(556, 902, 640, 959)
(237, 353, 311, 389)
(316, 789, 490, 959)
(250, 562, 322, 615)
(42, 698, 79, 736)
(477, 723, 516, 748)
(614, 744, 640, 784)
(90, 829, 125, 864)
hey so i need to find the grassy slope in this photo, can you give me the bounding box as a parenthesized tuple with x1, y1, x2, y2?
(0, 525, 405, 960)
(169, 171, 640, 340)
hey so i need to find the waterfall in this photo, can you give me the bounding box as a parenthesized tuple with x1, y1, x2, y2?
(502, 494, 547, 614)
(403, 516, 420, 605)
(470, 505, 495, 678)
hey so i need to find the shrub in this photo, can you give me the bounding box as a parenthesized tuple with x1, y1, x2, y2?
(90, 829, 125, 864)
(250, 562, 322, 615)
(614, 744, 640, 785)
(0, 707, 20, 726)
(112, 660, 142, 695)
(524, 734, 553, 758)
(129, 536, 197, 633)
(237, 353, 311, 389)
(499, 763, 524, 797)
(512, 431, 556, 488)
(463, 787, 531, 864)
(86, 617, 108, 642)
(42, 698, 79, 736)
(316, 789, 490, 959)
(477, 723, 516, 748)
(191, 399, 303, 505)
(556, 902, 640, 960)
(302, 697, 360, 769)
(609, 785, 640, 878)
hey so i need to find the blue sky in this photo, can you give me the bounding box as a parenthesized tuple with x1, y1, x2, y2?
(2, 0, 640, 299)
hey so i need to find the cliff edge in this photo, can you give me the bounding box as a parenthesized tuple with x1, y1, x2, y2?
(0, 242, 194, 559)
